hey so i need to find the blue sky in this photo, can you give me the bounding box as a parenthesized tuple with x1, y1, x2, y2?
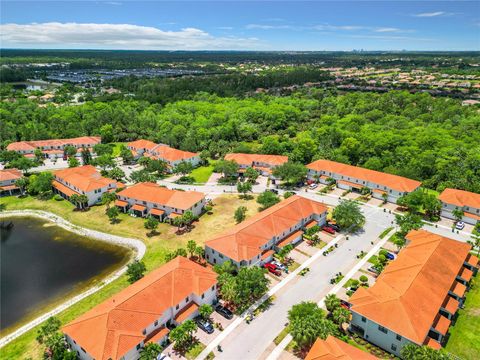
(1, 1, 479, 50)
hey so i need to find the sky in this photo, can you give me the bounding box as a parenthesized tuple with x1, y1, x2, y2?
(1, 1, 479, 51)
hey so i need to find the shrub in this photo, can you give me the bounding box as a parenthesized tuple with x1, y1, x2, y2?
(53, 194, 64, 201)
(359, 275, 368, 283)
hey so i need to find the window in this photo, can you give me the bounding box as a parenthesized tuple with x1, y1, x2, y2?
(219, 254, 224, 259)
(378, 325, 388, 334)
(154, 320, 158, 326)
(212, 285, 215, 291)
(185, 296, 189, 302)
(136, 344, 141, 350)
(142, 329, 146, 335)
(396, 334, 402, 341)
(176, 304, 179, 310)
(201, 293, 205, 299)
(391, 344, 397, 351)
(361, 316, 366, 323)
(81, 347, 86, 353)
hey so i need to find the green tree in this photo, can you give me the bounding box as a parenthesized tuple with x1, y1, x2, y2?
(101, 191, 117, 209)
(27, 172, 53, 195)
(257, 191, 280, 210)
(130, 169, 157, 183)
(469, 232, 480, 256)
(187, 240, 197, 258)
(34, 148, 44, 162)
(245, 167, 259, 183)
(324, 294, 341, 313)
(9, 157, 35, 173)
(237, 181, 252, 199)
(395, 213, 423, 237)
(144, 215, 159, 235)
(108, 167, 126, 181)
(81, 147, 92, 165)
(93, 154, 115, 171)
(332, 307, 350, 329)
(120, 145, 134, 164)
(93, 143, 114, 157)
(174, 161, 194, 176)
(195, 246, 205, 262)
(15, 177, 29, 195)
(213, 260, 236, 275)
(198, 304, 214, 320)
(68, 156, 80, 168)
(272, 162, 307, 187)
(332, 199, 365, 232)
(214, 159, 239, 178)
(99, 123, 114, 143)
(106, 206, 120, 224)
(169, 319, 197, 351)
(452, 207, 464, 223)
(140, 343, 163, 360)
(400, 343, 450, 360)
(126, 260, 146, 283)
(64, 145, 77, 157)
(36, 316, 73, 359)
(234, 206, 247, 223)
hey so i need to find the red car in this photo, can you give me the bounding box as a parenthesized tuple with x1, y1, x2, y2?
(322, 226, 335, 234)
(264, 263, 281, 276)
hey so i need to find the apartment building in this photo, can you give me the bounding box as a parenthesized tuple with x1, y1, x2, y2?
(349, 229, 478, 357)
(306, 159, 421, 203)
(63, 257, 217, 360)
(0, 168, 22, 196)
(127, 139, 200, 169)
(205, 195, 327, 267)
(305, 335, 378, 360)
(224, 153, 288, 177)
(6, 136, 101, 159)
(115, 182, 206, 220)
(52, 165, 123, 206)
(439, 188, 480, 225)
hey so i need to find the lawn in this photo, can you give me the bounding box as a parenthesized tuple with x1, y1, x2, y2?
(0, 194, 259, 359)
(445, 279, 480, 360)
(190, 164, 215, 183)
(109, 142, 127, 157)
(273, 326, 290, 345)
(185, 342, 206, 360)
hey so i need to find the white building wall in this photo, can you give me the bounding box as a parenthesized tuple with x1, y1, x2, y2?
(118, 196, 205, 218)
(441, 202, 480, 225)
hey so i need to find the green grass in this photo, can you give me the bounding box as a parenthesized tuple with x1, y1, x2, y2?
(185, 342, 206, 360)
(368, 255, 378, 264)
(423, 188, 440, 197)
(190, 165, 215, 183)
(273, 326, 290, 345)
(315, 240, 327, 249)
(109, 142, 126, 157)
(288, 261, 301, 272)
(379, 227, 394, 239)
(445, 279, 480, 360)
(343, 278, 357, 289)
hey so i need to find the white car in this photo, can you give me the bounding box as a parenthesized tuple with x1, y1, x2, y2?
(309, 183, 318, 189)
(455, 221, 465, 230)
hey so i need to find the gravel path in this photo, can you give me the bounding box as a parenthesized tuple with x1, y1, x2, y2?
(0, 209, 146, 348)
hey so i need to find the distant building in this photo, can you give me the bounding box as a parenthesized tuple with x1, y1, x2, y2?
(306, 159, 421, 203)
(305, 335, 378, 360)
(52, 165, 124, 206)
(0, 168, 23, 196)
(439, 188, 480, 225)
(205, 195, 327, 267)
(127, 139, 200, 170)
(115, 182, 206, 220)
(349, 230, 478, 357)
(6, 136, 101, 159)
(461, 99, 480, 106)
(224, 153, 288, 177)
(63, 257, 218, 360)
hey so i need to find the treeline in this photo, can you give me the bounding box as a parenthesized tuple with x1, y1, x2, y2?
(1, 90, 479, 192)
(0, 67, 29, 82)
(108, 68, 331, 104)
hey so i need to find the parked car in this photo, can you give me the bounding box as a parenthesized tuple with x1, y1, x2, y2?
(215, 304, 234, 320)
(322, 226, 335, 234)
(328, 223, 341, 232)
(272, 261, 287, 272)
(195, 317, 214, 334)
(386, 252, 395, 260)
(267, 189, 279, 194)
(264, 263, 282, 276)
(368, 267, 380, 274)
(340, 299, 351, 309)
(309, 183, 318, 189)
(455, 221, 465, 230)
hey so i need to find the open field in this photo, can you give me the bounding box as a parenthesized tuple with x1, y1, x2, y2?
(190, 164, 215, 183)
(445, 278, 480, 360)
(0, 194, 259, 359)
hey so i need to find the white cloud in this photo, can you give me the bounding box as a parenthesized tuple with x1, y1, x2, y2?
(413, 11, 451, 17)
(246, 24, 294, 30)
(0, 22, 262, 50)
(313, 24, 365, 31)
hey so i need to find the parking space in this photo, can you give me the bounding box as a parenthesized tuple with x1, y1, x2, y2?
(330, 188, 344, 197)
(367, 197, 383, 207)
(317, 230, 336, 244)
(344, 192, 361, 200)
(295, 240, 319, 257)
(382, 202, 403, 212)
(257, 175, 269, 188)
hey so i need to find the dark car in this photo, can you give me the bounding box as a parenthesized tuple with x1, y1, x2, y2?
(386, 252, 395, 260)
(267, 189, 279, 194)
(322, 226, 335, 235)
(195, 317, 214, 334)
(328, 223, 341, 232)
(215, 304, 234, 320)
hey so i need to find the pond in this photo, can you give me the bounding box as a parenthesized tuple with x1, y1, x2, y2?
(0, 216, 130, 332)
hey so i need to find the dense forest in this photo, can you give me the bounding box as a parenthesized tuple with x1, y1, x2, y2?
(1, 90, 479, 193)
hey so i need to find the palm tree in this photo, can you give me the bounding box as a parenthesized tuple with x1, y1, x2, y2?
(194, 246, 205, 263)
(324, 294, 341, 313)
(78, 195, 88, 210)
(139, 343, 162, 360)
(332, 307, 350, 330)
(101, 192, 117, 209)
(69, 194, 81, 210)
(469, 232, 480, 256)
(187, 240, 197, 258)
(15, 177, 29, 196)
(452, 207, 464, 223)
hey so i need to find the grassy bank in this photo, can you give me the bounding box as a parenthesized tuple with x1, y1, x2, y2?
(0, 193, 259, 359)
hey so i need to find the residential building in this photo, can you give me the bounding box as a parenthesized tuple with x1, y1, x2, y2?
(63, 257, 217, 360)
(205, 195, 327, 267)
(6, 136, 101, 159)
(438, 188, 480, 225)
(127, 139, 200, 170)
(0, 168, 22, 196)
(224, 153, 288, 177)
(349, 229, 478, 357)
(115, 182, 205, 220)
(306, 159, 421, 203)
(305, 335, 378, 360)
(52, 165, 123, 206)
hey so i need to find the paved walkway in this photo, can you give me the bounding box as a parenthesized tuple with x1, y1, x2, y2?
(0, 210, 146, 348)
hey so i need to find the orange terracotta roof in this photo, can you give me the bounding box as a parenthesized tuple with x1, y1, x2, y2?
(206, 195, 327, 262)
(169, 212, 182, 219)
(305, 335, 378, 360)
(6, 137, 100, 152)
(467, 254, 479, 268)
(127, 139, 158, 151)
(150, 208, 165, 216)
(433, 315, 451, 335)
(118, 182, 204, 211)
(115, 200, 128, 207)
(337, 179, 363, 189)
(151, 144, 198, 163)
(145, 326, 169, 345)
(439, 188, 480, 209)
(0, 184, 19, 191)
(349, 229, 471, 345)
(424, 337, 442, 350)
(174, 302, 199, 323)
(6, 141, 36, 152)
(261, 250, 274, 260)
(305, 220, 318, 229)
(63, 257, 217, 360)
(307, 159, 421, 193)
(459, 267, 473, 282)
(54, 165, 117, 193)
(52, 180, 80, 197)
(276, 229, 303, 248)
(372, 189, 386, 195)
(0, 168, 22, 182)
(452, 282, 466, 298)
(224, 153, 288, 167)
(442, 296, 459, 315)
(131, 204, 146, 212)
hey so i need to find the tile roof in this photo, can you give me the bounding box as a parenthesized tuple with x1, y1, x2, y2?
(63, 257, 217, 360)
(349, 229, 471, 345)
(6, 136, 100, 152)
(127, 139, 198, 162)
(118, 182, 205, 211)
(174, 302, 199, 323)
(224, 153, 288, 167)
(307, 159, 421, 193)
(442, 296, 459, 315)
(115, 200, 128, 207)
(0, 168, 22, 182)
(452, 282, 466, 298)
(127, 139, 159, 151)
(439, 188, 480, 209)
(54, 165, 117, 193)
(276, 229, 303, 248)
(305, 335, 378, 360)
(206, 195, 327, 262)
(52, 180, 80, 197)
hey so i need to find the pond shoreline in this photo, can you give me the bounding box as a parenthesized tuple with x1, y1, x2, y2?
(0, 210, 146, 348)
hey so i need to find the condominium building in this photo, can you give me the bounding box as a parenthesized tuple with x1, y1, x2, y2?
(63, 257, 217, 360)
(205, 195, 327, 267)
(439, 188, 480, 225)
(349, 229, 478, 357)
(115, 182, 205, 220)
(306, 159, 421, 203)
(224, 153, 288, 177)
(305, 335, 378, 360)
(0, 168, 22, 196)
(6, 136, 101, 159)
(52, 165, 124, 206)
